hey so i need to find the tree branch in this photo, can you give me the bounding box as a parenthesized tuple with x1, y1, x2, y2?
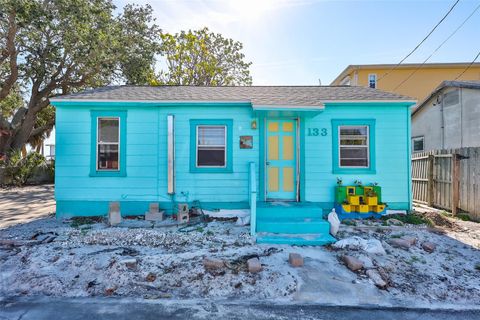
(0, 9, 19, 100)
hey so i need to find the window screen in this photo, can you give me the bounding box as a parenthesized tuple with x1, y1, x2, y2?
(412, 136, 424, 152)
(339, 126, 369, 167)
(196, 125, 226, 167)
(97, 118, 120, 170)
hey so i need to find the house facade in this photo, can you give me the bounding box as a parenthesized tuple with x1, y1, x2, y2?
(411, 80, 480, 153)
(330, 63, 480, 101)
(51, 86, 415, 244)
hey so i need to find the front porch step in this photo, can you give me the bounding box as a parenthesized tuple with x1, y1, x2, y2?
(256, 232, 336, 246)
(256, 203, 325, 220)
(256, 218, 330, 234)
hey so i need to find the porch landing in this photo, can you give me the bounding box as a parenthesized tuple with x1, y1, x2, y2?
(255, 202, 336, 245)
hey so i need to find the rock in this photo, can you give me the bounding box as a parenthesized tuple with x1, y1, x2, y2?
(386, 218, 404, 226)
(203, 258, 225, 270)
(342, 255, 364, 271)
(247, 257, 262, 273)
(389, 238, 412, 250)
(366, 269, 387, 289)
(327, 209, 340, 236)
(105, 287, 116, 296)
(422, 241, 437, 253)
(120, 258, 137, 269)
(288, 253, 304, 267)
(145, 272, 157, 282)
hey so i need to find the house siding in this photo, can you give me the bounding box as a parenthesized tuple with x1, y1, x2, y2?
(55, 102, 411, 217)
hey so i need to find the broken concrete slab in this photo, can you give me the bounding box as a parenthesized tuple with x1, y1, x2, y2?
(357, 255, 374, 269)
(203, 258, 225, 270)
(342, 255, 364, 271)
(289, 253, 304, 267)
(247, 257, 262, 273)
(120, 258, 137, 269)
(402, 236, 417, 246)
(386, 218, 404, 226)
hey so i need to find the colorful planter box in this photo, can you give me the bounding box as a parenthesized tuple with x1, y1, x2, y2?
(348, 195, 360, 205)
(366, 196, 378, 205)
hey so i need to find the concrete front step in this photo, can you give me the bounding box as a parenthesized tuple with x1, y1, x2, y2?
(257, 218, 330, 234)
(256, 204, 325, 220)
(256, 232, 336, 246)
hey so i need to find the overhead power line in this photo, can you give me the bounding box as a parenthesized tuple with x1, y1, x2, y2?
(454, 49, 480, 80)
(378, 0, 461, 82)
(394, 2, 480, 90)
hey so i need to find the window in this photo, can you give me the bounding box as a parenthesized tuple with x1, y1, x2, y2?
(90, 111, 127, 177)
(97, 118, 120, 170)
(332, 119, 376, 174)
(196, 125, 226, 167)
(339, 126, 369, 167)
(368, 74, 377, 89)
(412, 136, 424, 152)
(190, 119, 233, 173)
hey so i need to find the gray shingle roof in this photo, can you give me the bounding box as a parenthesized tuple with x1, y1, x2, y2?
(51, 85, 415, 106)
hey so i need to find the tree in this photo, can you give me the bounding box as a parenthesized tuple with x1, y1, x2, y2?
(154, 27, 252, 86)
(0, 0, 160, 157)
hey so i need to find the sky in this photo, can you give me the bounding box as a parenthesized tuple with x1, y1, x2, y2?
(118, 0, 480, 85)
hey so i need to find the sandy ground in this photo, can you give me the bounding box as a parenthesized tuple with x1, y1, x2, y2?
(0, 185, 55, 228)
(0, 186, 479, 309)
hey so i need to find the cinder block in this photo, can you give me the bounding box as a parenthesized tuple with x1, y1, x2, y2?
(178, 203, 189, 214)
(108, 202, 121, 226)
(177, 210, 189, 223)
(145, 211, 164, 221)
(247, 257, 262, 273)
(288, 253, 304, 267)
(149, 203, 160, 213)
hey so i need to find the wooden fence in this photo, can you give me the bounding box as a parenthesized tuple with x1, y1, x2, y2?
(412, 147, 480, 221)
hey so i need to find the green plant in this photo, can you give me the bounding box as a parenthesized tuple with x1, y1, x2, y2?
(354, 180, 362, 186)
(336, 177, 343, 186)
(3, 150, 47, 186)
(381, 213, 432, 226)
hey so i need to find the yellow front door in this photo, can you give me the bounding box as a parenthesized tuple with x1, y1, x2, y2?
(266, 119, 297, 200)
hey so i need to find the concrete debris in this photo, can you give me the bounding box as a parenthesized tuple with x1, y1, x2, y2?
(145, 272, 157, 282)
(366, 269, 387, 289)
(333, 236, 386, 255)
(402, 236, 417, 246)
(389, 238, 413, 250)
(327, 209, 340, 236)
(247, 257, 262, 273)
(203, 258, 225, 270)
(120, 258, 137, 269)
(422, 241, 437, 253)
(357, 255, 374, 269)
(288, 253, 304, 267)
(342, 255, 364, 271)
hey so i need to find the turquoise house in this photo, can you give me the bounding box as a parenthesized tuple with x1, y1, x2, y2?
(51, 86, 415, 245)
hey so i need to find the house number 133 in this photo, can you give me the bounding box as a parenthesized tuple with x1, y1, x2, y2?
(308, 128, 327, 136)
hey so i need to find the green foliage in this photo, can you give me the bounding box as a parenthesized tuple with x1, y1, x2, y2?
(3, 150, 46, 186)
(0, 0, 160, 153)
(154, 27, 252, 86)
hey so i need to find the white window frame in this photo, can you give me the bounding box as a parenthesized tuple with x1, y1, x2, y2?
(338, 125, 370, 168)
(412, 136, 425, 153)
(96, 117, 120, 171)
(368, 73, 377, 89)
(195, 125, 227, 168)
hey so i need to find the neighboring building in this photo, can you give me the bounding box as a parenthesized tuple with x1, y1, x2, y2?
(50, 86, 415, 245)
(331, 63, 480, 101)
(411, 80, 480, 153)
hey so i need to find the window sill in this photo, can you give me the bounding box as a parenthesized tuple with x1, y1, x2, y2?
(333, 168, 376, 175)
(190, 167, 233, 173)
(90, 171, 127, 177)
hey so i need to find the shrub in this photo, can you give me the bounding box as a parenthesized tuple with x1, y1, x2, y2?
(3, 150, 47, 186)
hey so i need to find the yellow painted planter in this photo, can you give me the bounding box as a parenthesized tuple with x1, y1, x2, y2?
(372, 204, 386, 213)
(348, 195, 360, 205)
(358, 205, 369, 213)
(366, 196, 378, 205)
(341, 204, 351, 213)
